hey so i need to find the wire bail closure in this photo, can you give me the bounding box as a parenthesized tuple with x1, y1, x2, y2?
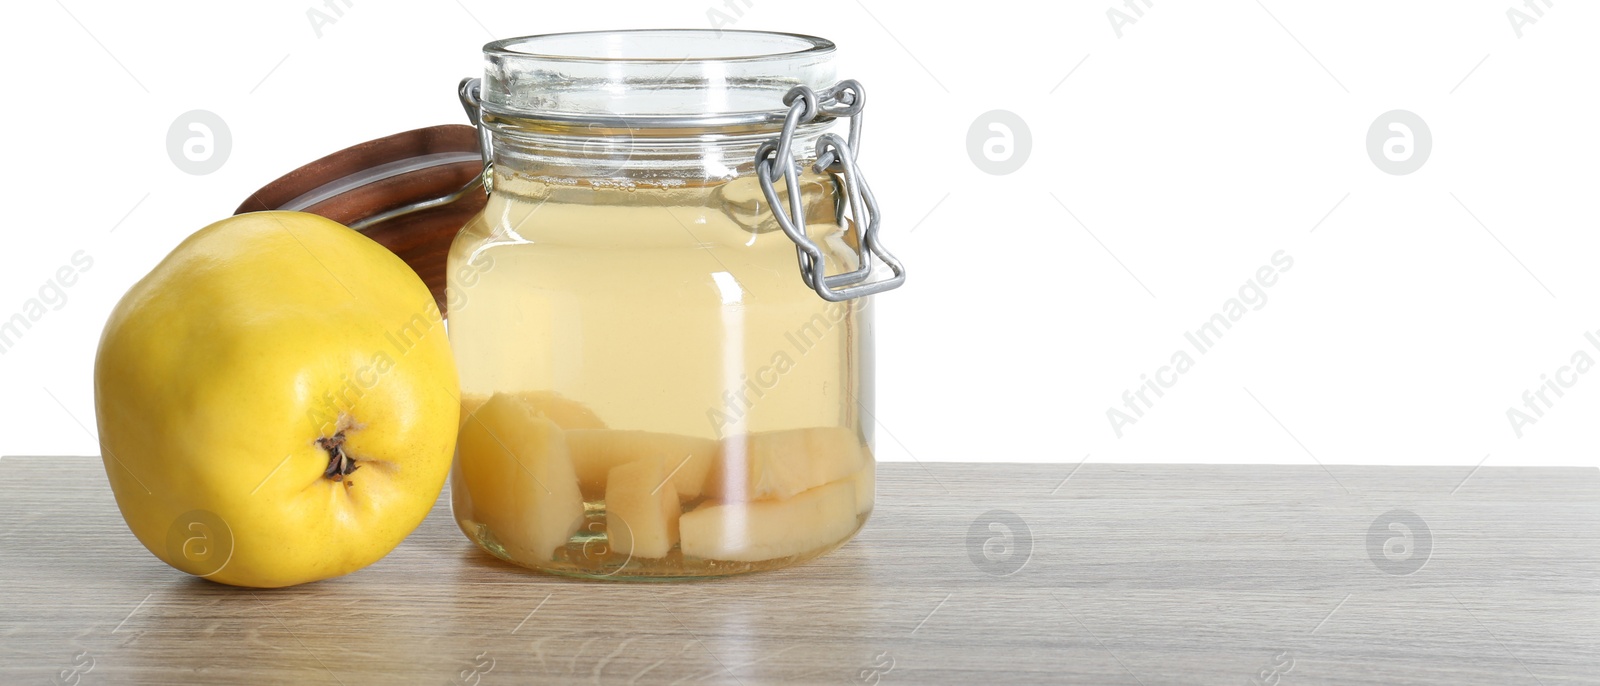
(458, 78, 493, 197)
(756, 81, 906, 302)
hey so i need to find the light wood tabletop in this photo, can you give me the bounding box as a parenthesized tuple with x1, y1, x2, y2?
(2, 456, 1597, 685)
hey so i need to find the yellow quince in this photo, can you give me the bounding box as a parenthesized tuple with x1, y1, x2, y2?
(94, 211, 459, 587)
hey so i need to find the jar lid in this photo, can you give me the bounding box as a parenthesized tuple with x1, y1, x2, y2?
(235, 125, 485, 315)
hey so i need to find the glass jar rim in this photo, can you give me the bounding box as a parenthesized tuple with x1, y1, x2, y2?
(484, 29, 835, 65)
(479, 30, 840, 127)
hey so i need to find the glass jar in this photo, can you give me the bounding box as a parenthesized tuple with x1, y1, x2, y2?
(444, 30, 903, 579)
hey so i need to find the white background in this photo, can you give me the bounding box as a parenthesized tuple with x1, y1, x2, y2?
(2, 1, 1597, 470)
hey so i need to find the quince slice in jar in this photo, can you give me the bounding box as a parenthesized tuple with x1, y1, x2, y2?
(852, 464, 875, 515)
(604, 456, 681, 559)
(461, 391, 606, 431)
(680, 479, 859, 562)
(567, 430, 718, 500)
(704, 427, 865, 501)
(456, 392, 585, 561)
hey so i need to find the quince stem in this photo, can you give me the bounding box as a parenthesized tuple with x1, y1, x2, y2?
(317, 432, 361, 487)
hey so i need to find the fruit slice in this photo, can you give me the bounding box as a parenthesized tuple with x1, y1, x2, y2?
(461, 391, 606, 431)
(852, 466, 875, 516)
(456, 392, 585, 562)
(604, 456, 681, 559)
(680, 479, 859, 562)
(704, 427, 865, 501)
(852, 443, 876, 515)
(567, 430, 718, 501)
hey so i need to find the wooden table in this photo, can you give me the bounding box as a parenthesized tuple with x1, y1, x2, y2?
(2, 457, 1597, 685)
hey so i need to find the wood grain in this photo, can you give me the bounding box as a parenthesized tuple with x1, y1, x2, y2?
(1, 458, 1596, 685)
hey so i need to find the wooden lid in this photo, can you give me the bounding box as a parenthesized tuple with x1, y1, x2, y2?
(235, 125, 485, 316)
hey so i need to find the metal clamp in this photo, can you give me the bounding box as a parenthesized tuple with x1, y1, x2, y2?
(755, 80, 906, 302)
(458, 78, 493, 196)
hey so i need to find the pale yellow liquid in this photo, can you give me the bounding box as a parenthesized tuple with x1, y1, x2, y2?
(447, 171, 874, 578)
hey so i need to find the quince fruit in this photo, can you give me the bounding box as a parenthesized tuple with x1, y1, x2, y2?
(94, 211, 459, 587)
